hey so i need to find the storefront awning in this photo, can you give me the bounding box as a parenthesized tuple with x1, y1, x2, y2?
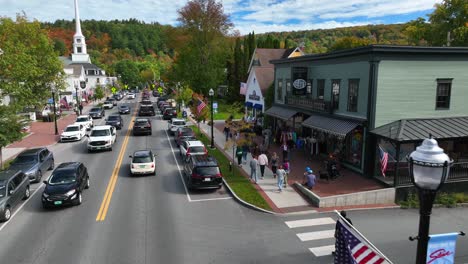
(371, 116, 468, 142)
(264, 105, 297, 120)
(253, 104, 263, 110)
(303, 114, 362, 137)
(245, 101, 253, 107)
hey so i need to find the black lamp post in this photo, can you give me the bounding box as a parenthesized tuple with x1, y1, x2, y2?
(407, 138, 452, 264)
(209, 88, 214, 149)
(51, 84, 59, 135)
(74, 81, 80, 115)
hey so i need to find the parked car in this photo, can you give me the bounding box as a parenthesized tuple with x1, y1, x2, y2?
(127, 93, 136, 99)
(9, 147, 54, 183)
(152, 90, 159, 97)
(113, 93, 123, 101)
(138, 105, 155, 116)
(103, 100, 113, 109)
(41, 162, 90, 208)
(75, 115, 93, 130)
(89, 107, 105, 119)
(0, 170, 30, 221)
(129, 150, 157, 176)
(118, 105, 131, 115)
(133, 118, 152, 136)
(159, 102, 170, 111)
(183, 155, 222, 190)
(105, 115, 124, 130)
(167, 118, 187, 135)
(163, 108, 177, 120)
(175, 127, 195, 146)
(86, 125, 117, 152)
(178, 136, 197, 149)
(108, 98, 117, 106)
(60, 123, 87, 142)
(179, 140, 207, 160)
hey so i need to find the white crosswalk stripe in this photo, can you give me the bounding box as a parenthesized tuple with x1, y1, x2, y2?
(285, 216, 337, 257)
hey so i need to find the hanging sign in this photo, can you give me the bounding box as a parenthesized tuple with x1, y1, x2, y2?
(248, 90, 260, 101)
(80, 81, 86, 89)
(292, 67, 308, 95)
(426, 232, 459, 264)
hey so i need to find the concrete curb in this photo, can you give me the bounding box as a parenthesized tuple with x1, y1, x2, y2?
(222, 179, 277, 215)
(294, 182, 321, 207)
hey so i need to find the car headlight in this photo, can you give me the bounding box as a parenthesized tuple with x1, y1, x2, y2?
(65, 189, 76, 197)
(106, 140, 111, 144)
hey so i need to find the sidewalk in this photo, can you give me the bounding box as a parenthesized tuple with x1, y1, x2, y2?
(194, 118, 312, 212)
(1, 101, 101, 163)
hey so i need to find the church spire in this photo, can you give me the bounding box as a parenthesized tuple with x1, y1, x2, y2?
(72, 0, 90, 63)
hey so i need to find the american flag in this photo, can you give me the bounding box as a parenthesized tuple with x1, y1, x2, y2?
(60, 97, 69, 109)
(197, 99, 206, 114)
(334, 219, 389, 264)
(240, 82, 247, 95)
(379, 146, 389, 177)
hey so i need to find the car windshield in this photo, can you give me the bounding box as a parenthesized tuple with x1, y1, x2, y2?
(90, 108, 100, 112)
(76, 117, 88, 122)
(133, 155, 153, 163)
(189, 146, 205, 153)
(108, 116, 120, 121)
(13, 154, 37, 164)
(49, 170, 76, 185)
(173, 121, 185, 126)
(195, 166, 220, 176)
(104, 101, 111, 104)
(90, 129, 110, 137)
(65, 126, 79, 132)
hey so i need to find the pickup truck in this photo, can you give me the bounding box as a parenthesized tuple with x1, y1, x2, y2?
(86, 125, 117, 152)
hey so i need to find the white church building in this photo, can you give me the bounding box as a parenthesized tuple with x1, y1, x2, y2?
(59, 0, 115, 106)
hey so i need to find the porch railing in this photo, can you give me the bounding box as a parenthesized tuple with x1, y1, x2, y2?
(284, 95, 332, 113)
(389, 161, 468, 187)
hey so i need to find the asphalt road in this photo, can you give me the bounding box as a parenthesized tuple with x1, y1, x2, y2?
(1, 96, 467, 264)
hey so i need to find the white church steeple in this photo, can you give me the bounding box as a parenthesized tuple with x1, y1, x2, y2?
(71, 0, 90, 63)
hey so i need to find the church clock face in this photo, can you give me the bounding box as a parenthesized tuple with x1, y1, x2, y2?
(77, 39, 81, 43)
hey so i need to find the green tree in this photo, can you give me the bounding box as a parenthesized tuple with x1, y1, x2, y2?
(114, 59, 141, 88)
(53, 38, 67, 55)
(94, 85, 105, 101)
(429, 0, 468, 46)
(176, 84, 193, 108)
(329, 36, 374, 52)
(403, 18, 430, 45)
(175, 0, 233, 95)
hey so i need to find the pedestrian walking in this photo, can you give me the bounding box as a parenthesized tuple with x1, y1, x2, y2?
(276, 165, 286, 192)
(223, 126, 229, 141)
(303, 167, 316, 190)
(258, 152, 268, 179)
(250, 155, 259, 183)
(283, 159, 290, 188)
(235, 146, 243, 167)
(271, 152, 278, 178)
(242, 143, 249, 164)
(282, 143, 289, 162)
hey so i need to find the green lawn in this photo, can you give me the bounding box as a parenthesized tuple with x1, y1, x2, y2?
(213, 99, 244, 120)
(192, 126, 272, 211)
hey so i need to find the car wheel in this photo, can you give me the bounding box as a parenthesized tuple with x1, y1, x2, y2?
(1, 207, 11, 222)
(36, 170, 42, 183)
(49, 160, 55, 170)
(149, 132, 152, 136)
(23, 186, 30, 200)
(74, 192, 82, 206)
(85, 177, 90, 189)
(109, 146, 113, 152)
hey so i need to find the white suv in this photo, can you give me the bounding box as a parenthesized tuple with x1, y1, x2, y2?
(86, 125, 117, 152)
(179, 140, 207, 160)
(75, 115, 93, 130)
(167, 118, 187, 135)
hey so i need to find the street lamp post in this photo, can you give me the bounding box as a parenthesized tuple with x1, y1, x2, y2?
(51, 84, 59, 135)
(74, 81, 80, 115)
(407, 137, 452, 264)
(209, 88, 214, 149)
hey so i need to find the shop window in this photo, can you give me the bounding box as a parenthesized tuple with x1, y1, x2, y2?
(97, 78, 100, 83)
(286, 79, 291, 95)
(307, 79, 313, 96)
(276, 79, 283, 102)
(317, 79, 325, 99)
(436, 78, 452, 110)
(347, 79, 359, 112)
(331, 79, 340, 110)
(345, 127, 363, 168)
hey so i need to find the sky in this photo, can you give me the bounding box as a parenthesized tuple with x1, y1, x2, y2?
(0, 0, 441, 35)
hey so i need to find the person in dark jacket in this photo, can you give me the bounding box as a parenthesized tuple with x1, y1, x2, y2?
(236, 146, 243, 167)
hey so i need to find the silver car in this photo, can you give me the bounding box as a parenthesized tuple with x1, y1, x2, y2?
(0, 170, 30, 222)
(9, 148, 54, 183)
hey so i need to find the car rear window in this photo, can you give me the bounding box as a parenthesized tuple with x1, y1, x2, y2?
(90, 108, 100, 112)
(133, 156, 153, 163)
(189, 146, 205, 153)
(195, 166, 220, 176)
(135, 120, 149, 126)
(108, 116, 120, 121)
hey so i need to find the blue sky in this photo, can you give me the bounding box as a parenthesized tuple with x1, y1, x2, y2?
(0, 0, 441, 35)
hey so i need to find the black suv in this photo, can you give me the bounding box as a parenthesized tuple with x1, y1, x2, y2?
(138, 105, 155, 116)
(133, 118, 152, 136)
(163, 108, 177, 120)
(140, 99, 152, 106)
(0, 170, 30, 222)
(105, 114, 124, 130)
(42, 162, 90, 208)
(183, 155, 222, 190)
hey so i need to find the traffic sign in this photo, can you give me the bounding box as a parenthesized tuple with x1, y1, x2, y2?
(111, 87, 117, 94)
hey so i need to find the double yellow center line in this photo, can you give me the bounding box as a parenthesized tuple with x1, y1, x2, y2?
(96, 112, 136, 222)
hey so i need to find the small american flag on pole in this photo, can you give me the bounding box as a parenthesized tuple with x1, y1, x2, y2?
(334, 219, 390, 264)
(197, 98, 206, 114)
(379, 145, 389, 177)
(240, 82, 247, 95)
